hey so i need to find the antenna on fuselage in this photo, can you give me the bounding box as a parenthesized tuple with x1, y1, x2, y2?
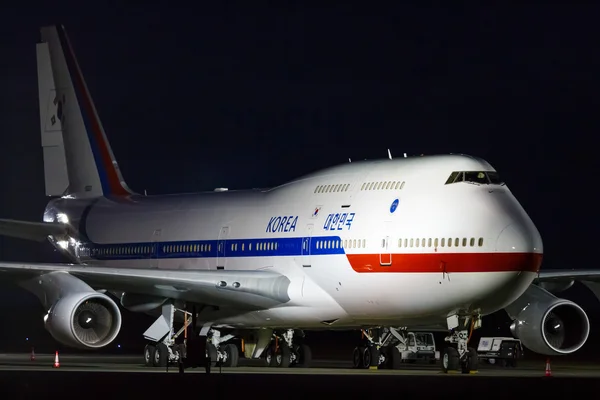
(403, 153, 407, 158)
(388, 149, 392, 160)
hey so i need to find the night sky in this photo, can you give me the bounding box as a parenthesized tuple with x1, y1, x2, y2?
(0, 4, 598, 356)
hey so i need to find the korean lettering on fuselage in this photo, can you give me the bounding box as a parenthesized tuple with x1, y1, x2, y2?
(323, 212, 355, 231)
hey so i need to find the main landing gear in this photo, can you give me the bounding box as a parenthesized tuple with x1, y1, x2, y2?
(441, 314, 480, 374)
(262, 329, 312, 368)
(142, 303, 241, 368)
(140, 303, 312, 369)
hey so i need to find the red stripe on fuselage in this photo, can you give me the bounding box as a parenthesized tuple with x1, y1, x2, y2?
(346, 252, 542, 273)
(62, 31, 130, 197)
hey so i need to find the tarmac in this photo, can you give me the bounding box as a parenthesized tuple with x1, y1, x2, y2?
(0, 353, 599, 398)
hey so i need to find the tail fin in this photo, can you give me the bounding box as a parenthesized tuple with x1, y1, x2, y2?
(36, 25, 135, 198)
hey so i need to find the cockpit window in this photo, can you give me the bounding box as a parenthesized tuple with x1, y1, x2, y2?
(445, 172, 459, 184)
(487, 171, 503, 185)
(444, 171, 504, 185)
(464, 171, 488, 184)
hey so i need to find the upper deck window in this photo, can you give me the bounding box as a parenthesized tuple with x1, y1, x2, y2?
(444, 171, 504, 185)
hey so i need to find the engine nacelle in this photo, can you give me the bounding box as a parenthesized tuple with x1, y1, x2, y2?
(44, 292, 122, 349)
(509, 298, 590, 356)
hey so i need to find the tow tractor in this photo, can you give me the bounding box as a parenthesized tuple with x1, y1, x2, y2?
(354, 329, 440, 369)
(392, 331, 440, 365)
(476, 337, 523, 367)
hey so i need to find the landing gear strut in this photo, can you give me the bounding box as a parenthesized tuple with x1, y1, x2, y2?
(263, 329, 312, 368)
(442, 314, 480, 374)
(141, 303, 241, 368)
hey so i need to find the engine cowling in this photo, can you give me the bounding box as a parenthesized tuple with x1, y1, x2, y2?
(44, 292, 122, 349)
(510, 298, 590, 355)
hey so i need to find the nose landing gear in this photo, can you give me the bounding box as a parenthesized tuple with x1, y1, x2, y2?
(442, 314, 480, 374)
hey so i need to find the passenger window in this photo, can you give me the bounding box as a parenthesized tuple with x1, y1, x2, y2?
(398, 238, 402, 248)
(478, 237, 484, 247)
(448, 238, 452, 247)
(386, 182, 391, 190)
(362, 239, 366, 248)
(470, 238, 475, 247)
(415, 239, 420, 248)
(394, 182, 399, 190)
(428, 238, 432, 247)
(404, 238, 407, 247)
(353, 239, 357, 248)
(441, 238, 445, 247)
(377, 182, 383, 190)
(434, 238, 438, 248)
(462, 238, 467, 247)
(410, 238, 414, 247)
(455, 238, 459, 247)
(400, 181, 405, 189)
(361, 183, 366, 191)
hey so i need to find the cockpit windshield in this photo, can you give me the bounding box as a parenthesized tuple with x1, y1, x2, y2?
(445, 171, 504, 185)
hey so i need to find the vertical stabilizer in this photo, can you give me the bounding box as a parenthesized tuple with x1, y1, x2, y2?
(37, 25, 135, 197)
(37, 41, 69, 196)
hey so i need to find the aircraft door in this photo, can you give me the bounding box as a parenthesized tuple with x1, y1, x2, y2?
(301, 224, 313, 267)
(217, 226, 229, 269)
(379, 221, 392, 266)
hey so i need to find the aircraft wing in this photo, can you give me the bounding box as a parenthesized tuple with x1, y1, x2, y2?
(536, 269, 600, 282)
(0, 218, 67, 242)
(535, 269, 600, 301)
(0, 261, 291, 311)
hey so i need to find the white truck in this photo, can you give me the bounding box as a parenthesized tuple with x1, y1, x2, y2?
(477, 337, 523, 367)
(388, 331, 440, 367)
(354, 329, 440, 369)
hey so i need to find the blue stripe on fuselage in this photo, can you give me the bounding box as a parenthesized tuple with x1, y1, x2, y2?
(79, 235, 345, 261)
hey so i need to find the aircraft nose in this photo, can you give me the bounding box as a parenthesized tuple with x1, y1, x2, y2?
(496, 222, 543, 253)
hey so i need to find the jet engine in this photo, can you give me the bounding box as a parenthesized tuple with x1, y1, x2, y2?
(44, 292, 122, 349)
(507, 287, 590, 356)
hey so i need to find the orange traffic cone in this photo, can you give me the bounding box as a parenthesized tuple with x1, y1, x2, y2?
(30, 347, 35, 361)
(53, 351, 60, 368)
(544, 358, 552, 377)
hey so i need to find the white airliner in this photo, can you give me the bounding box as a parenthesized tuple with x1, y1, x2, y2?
(0, 25, 598, 373)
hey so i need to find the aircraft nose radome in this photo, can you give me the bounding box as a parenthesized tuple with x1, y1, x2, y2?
(496, 223, 542, 253)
